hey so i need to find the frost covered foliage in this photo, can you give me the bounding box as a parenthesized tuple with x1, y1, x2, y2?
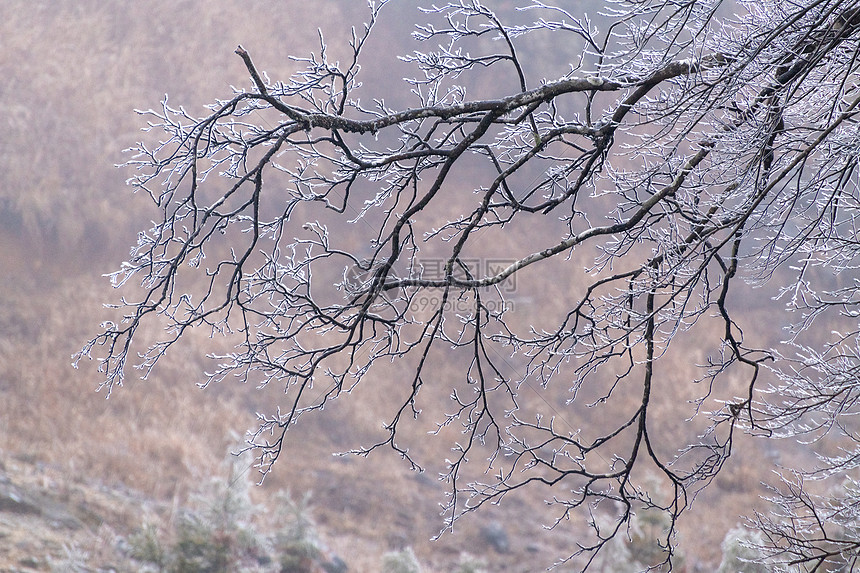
(749, 475, 860, 570)
(128, 450, 343, 572)
(382, 547, 422, 573)
(590, 482, 686, 573)
(273, 492, 330, 573)
(80, 0, 860, 568)
(717, 526, 774, 573)
(128, 450, 267, 572)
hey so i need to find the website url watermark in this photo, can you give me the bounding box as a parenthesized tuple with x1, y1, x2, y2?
(408, 295, 514, 313)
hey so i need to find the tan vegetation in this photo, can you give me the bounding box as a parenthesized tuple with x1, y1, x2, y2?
(0, 2, 836, 571)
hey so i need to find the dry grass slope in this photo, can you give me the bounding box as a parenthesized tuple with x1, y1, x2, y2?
(0, 2, 826, 571)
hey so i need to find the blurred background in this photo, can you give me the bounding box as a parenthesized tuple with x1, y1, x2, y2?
(0, 2, 796, 571)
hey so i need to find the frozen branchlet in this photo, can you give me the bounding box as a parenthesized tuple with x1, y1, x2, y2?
(77, 0, 860, 569)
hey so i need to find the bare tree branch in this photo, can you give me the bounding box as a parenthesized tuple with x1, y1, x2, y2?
(76, 0, 860, 568)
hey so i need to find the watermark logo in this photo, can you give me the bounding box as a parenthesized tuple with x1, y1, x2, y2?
(420, 257, 517, 294)
(344, 257, 517, 312)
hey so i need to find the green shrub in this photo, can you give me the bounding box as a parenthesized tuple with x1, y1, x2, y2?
(382, 547, 422, 573)
(128, 523, 167, 570)
(128, 447, 268, 572)
(127, 447, 349, 573)
(456, 553, 487, 573)
(272, 491, 324, 573)
(717, 526, 774, 573)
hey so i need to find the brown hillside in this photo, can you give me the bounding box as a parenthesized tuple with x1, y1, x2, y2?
(0, 2, 820, 571)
